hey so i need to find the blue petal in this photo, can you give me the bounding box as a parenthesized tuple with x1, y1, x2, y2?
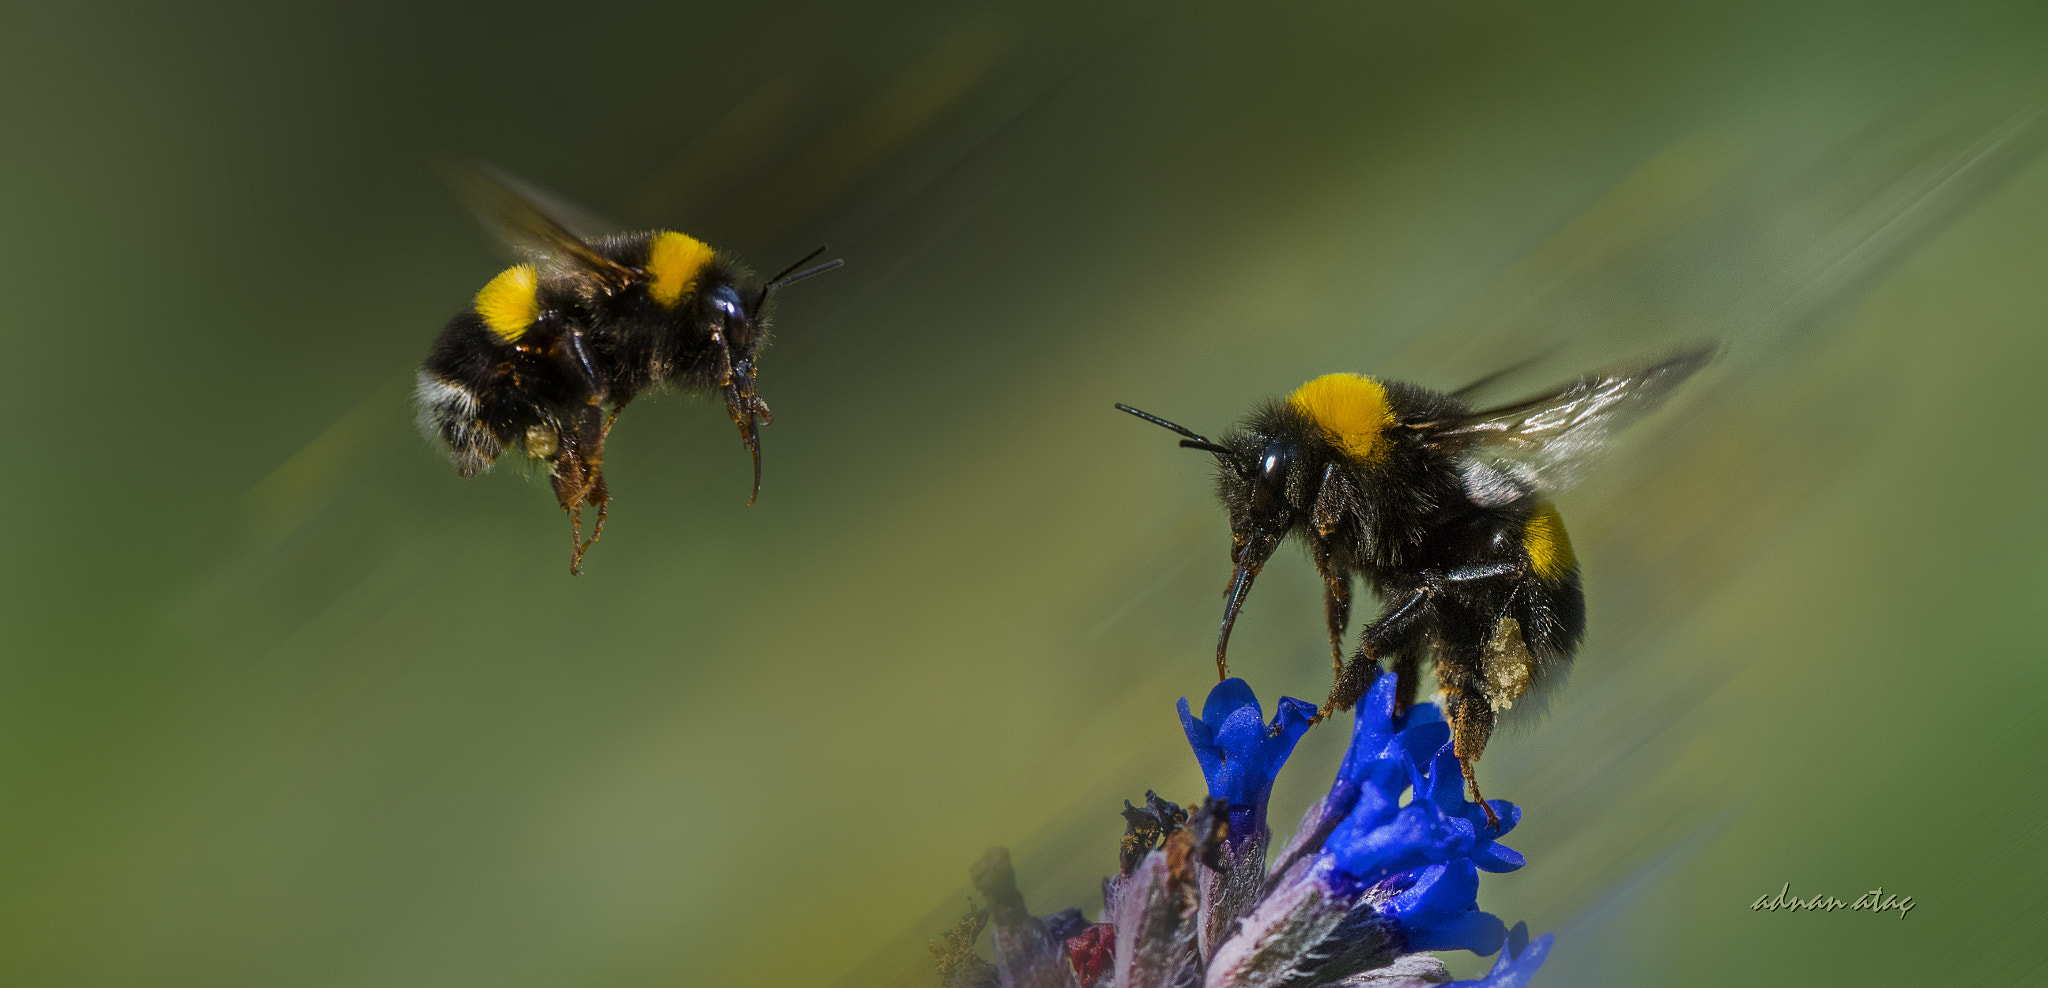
(1408, 908, 1507, 956)
(1214, 704, 1269, 753)
(1448, 922, 1553, 988)
(1336, 673, 1400, 784)
(1422, 745, 1466, 813)
(1203, 677, 1261, 726)
(1388, 860, 1473, 928)
(1211, 705, 1271, 805)
(1389, 719, 1450, 771)
(1274, 696, 1318, 746)
(1387, 860, 1507, 955)
(1178, 697, 1222, 780)
(1328, 802, 1457, 882)
(1481, 801, 1521, 840)
(1394, 699, 1445, 734)
(1471, 842, 1526, 873)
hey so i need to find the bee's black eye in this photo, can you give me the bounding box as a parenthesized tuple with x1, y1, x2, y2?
(1249, 440, 1296, 518)
(709, 284, 745, 321)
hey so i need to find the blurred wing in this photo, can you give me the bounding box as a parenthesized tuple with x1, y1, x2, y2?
(442, 163, 637, 290)
(1447, 349, 1557, 401)
(1423, 344, 1716, 495)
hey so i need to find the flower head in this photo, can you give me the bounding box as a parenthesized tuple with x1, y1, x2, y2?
(1318, 674, 1480, 887)
(944, 672, 1554, 988)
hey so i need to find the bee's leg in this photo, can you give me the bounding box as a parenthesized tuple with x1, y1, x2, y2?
(1321, 571, 1352, 677)
(1442, 682, 1501, 830)
(549, 419, 605, 576)
(564, 473, 609, 576)
(567, 501, 588, 576)
(582, 470, 611, 550)
(1306, 537, 1353, 680)
(1319, 585, 1433, 722)
(707, 329, 734, 386)
(1391, 646, 1423, 715)
(1309, 463, 1354, 677)
(599, 394, 636, 442)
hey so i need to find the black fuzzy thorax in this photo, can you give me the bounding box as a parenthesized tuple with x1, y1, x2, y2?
(1216, 380, 1475, 579)
(581, 232, 764, 403)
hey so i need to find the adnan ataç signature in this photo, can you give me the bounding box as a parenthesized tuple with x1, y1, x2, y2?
(1751, 883, 1913, 918)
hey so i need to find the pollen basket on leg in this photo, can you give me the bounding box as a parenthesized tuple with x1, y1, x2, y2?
(644, 231, 715, 308)
(1521, 501, 1577, 580)
(1288, 373, 1396, 464)
(1480, 617, 1535, 712)
(474, 264, 540, 341)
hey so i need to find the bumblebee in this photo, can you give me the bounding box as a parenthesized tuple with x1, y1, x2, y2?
(414, 170, 840, 574)
(1117, 347, 1712, 818)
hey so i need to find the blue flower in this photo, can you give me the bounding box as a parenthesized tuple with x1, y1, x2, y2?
(1326, 799, 1460, 885)
(1303, 674, 1439, 867)
(1414, 744, 1525, 873)
(1178, 678, 1317, 844)
(1380, 859, 1507, 955)
(1263, 671, 1530, 969)
(1448, 922, 1554, 988)
(1320, 675, 1475, 886)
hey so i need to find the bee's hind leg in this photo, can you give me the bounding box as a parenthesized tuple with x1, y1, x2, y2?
(1443, 683, 1502, 830)
(561, 467, 609, 576)
(581, 471, 611, 552)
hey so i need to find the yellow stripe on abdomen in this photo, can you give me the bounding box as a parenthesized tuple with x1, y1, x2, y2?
(1288, 373, 1396, 465)
(1522, 501, 1577, 581)
(644, 231, 715, 308)
(474, 264, 539, 341)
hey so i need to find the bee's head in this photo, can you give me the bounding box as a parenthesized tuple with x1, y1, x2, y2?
(720, 247, 842, 507)
(1217, 423, 1310, 565)
(693, 280, 771, 506)
(704, 282, 759, 353)
(1115, 402, 1320, 675)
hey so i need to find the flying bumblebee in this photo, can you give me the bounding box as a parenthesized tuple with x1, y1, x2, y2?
(414, 169, 841, 574)
(1117, 346, 1712, 819)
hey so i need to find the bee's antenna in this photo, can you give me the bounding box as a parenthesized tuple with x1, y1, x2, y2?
(1116, 403, 1243, 469)
(1115, 403, 1213, 443)
(768, 246, 830, 286)
(754, 246, 843, 311)
(772, 259, 845, 290)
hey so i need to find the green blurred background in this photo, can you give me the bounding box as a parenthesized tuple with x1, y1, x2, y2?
(4, 1, 2046, 985)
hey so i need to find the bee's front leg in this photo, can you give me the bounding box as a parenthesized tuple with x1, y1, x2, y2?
(1309, 463, 1356, 678)
(1319, 566, 1352, 677)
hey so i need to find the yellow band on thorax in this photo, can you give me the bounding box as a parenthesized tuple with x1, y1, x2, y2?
(645, 231, 716, 308)
(1288, 373, 1396, 465)
(475, 264, 539, 341)
(1522, 501, 1577, 580)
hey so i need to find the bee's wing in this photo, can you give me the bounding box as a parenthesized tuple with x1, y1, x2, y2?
(1446, 350, 1558, 401)
(442, 163, 638, 290)
(1420, 344, 1716, 497)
